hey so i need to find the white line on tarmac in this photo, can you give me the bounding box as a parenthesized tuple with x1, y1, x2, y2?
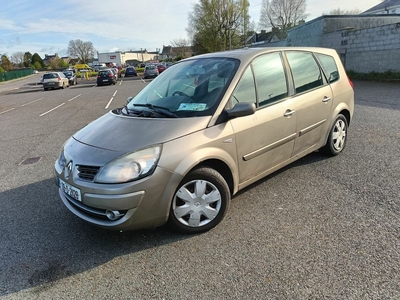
(105, 98, 113, 109)
(21, 97, 44, 107)
(0, 108, 15, 115)
(68, 94, 82, 102)
(113, 90, 118, 97)
(40, 103, 65, 117)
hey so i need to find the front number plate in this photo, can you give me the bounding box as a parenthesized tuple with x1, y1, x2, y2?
(59, 178, 82, 201)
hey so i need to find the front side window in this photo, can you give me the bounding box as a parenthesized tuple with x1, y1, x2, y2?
(230, 66, 256, 108)
(286, 51, 323, 94)
(127, 58, 239, 118)
(252, 52, 288, 107)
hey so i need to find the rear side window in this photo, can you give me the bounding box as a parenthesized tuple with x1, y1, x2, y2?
(315, 53, 339, 83)
(252, 52, 288, 107)
(286, 51, 323, 94)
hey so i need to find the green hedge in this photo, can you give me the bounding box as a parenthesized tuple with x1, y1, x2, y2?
(347, 70, 400, 82)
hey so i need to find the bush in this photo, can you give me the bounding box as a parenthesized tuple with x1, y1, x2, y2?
(347, 70, 400, 82)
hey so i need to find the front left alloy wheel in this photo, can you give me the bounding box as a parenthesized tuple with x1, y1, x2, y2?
(168, 167, 230, 234)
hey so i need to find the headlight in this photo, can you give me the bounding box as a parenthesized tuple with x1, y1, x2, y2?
(58, 150, 67, 168)
(94, 145, 161, 183)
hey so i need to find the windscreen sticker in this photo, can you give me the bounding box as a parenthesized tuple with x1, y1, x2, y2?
(177, 103, 207, 111)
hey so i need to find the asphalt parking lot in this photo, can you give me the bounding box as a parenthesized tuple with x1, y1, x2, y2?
(0, 75, 399, 299)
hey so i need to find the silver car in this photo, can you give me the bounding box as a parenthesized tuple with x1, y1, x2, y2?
(54, 47, 354, 234)
(42, 72, 69, 91)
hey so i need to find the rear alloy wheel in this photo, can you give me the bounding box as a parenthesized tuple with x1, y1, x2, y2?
(322, 114, 348, 156)
(168, 167, 230, 234)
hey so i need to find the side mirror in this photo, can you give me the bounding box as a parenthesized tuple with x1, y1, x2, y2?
(226, 102, 256, 118)
(127, 97, 133, 104)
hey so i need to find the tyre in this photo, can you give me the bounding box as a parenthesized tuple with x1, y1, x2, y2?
(44, 88, 48, 91)
(168, 167, 230, 234)
(322, 114, 348, 156)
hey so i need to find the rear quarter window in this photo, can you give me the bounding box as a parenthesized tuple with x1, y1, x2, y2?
(315, 53, 339, 83)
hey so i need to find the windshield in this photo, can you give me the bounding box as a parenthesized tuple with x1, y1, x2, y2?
(126, 57, 239, 118)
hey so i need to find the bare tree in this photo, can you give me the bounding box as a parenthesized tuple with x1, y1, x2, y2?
(11, 52, 25, 66)
(68, 39, 96, 64)
(259, 0, 307, 38)
(323, 8, 362, 15)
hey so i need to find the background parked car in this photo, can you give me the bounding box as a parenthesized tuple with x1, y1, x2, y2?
(156, 64, 167, 74)
(124, 66, 138, 77)
(63, 70, 78, 85)
(143, 64, 159, 79)
(110, 68, 120, 80)
(97, 69, 116, 86)
(42, 72, 69, 91)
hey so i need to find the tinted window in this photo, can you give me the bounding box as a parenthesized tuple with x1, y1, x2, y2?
(230, 66, 256, 107)
(252, 52, 288, 107)
(286, 51, 323, 94)
(315, 53, 339, 83)
(43, 73, 58, 79)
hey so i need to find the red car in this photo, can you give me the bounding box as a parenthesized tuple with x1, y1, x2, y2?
(156, 64, 167, 73)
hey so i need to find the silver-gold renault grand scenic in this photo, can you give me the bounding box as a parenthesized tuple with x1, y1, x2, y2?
(54, 47, 354, 234)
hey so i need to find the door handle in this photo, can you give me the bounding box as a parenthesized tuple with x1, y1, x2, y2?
(322, 96, 331, 103)
(283, 109, 295, 117)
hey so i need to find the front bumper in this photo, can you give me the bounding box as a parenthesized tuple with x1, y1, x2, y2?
(54, 161, 181, 231)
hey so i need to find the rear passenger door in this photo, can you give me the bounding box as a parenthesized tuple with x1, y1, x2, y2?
(284, 51, 333, 155)
(229, 52, 297, 185)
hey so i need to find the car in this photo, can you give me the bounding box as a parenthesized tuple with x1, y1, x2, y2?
(143, 64, 159, 79)
(124, 66, 138, 77)
(96, 69, 116, 86)
(33, 70, 39, 74)
(63, 70, 78, 85)
(110, 68, 119, 80)
(54, 47, 354, 234)
(42, 72, 69, 90)
(156, 64, 167, 74)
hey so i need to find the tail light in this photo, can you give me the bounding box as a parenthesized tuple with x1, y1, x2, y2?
(109, 73, 114, 78)
(57, 75, 61, 82)
(348, 76, 354, 88)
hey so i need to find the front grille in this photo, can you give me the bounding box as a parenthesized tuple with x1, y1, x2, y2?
(77, 165, 100, 181)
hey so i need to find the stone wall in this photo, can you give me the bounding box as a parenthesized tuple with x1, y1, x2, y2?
(255, 15, 400, 73)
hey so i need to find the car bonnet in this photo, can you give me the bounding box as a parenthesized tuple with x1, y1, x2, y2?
(72, 111, 211, 153)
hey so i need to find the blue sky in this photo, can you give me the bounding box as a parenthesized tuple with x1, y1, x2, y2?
(0, 0, 381, 59)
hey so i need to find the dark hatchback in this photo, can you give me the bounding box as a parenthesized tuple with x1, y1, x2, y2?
(124, 66, 137, 77)
(97, 69, 116, 86)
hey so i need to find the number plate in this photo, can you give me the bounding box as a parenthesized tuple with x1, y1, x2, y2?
(103, 79, 108, 82)
(59, 178, 82, 201)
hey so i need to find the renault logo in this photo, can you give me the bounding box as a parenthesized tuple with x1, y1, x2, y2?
(64, 161, 73, 179)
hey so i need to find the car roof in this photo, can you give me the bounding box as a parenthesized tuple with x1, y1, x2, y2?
(181, 47, 338, 63)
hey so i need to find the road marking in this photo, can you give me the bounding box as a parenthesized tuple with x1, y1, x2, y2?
(21, 97, 44, 107)
(113, 90, 118, 97)
(40, 103, 65, 117)
(68, 94, 82, 102)
(0, 108, 15, 115)
(105, 98, 113, 109)
(119, 80, 122, 85)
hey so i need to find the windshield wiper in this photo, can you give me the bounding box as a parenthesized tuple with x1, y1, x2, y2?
(131, 103, 179, 118)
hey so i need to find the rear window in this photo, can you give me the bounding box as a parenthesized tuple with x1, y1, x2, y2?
(146, 65, 156, 70)
(43, 73, 58, 79)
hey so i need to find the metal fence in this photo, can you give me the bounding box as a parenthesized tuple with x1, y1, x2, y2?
(0, 68, 33, 83)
